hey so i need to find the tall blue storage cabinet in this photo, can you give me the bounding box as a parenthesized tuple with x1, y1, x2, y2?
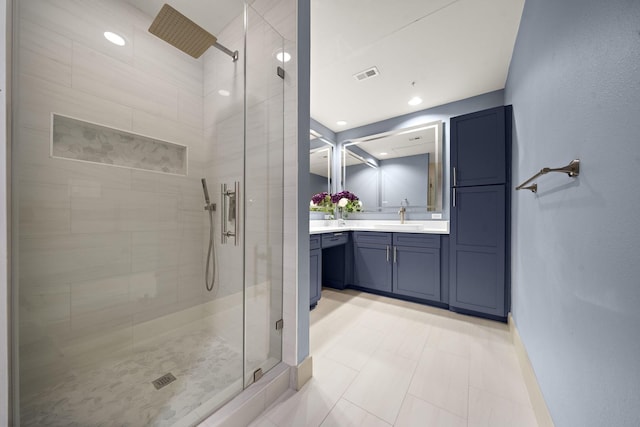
(450, 105, 511, 319)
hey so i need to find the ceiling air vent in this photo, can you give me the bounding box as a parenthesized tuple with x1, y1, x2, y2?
(353, 66, 380, 82)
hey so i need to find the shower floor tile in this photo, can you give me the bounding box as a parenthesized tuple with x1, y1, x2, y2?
(21, 323, 244, 427)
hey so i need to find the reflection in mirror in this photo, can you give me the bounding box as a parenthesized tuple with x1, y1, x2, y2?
(343, 121, 442, 212)
(309, 130, 333, 198)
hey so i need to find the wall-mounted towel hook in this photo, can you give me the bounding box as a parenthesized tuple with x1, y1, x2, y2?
(516, 159, 580, 193)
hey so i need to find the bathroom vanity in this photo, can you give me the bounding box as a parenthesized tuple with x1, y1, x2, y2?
(309, 221, 450, 310)
(309, 105, 512, 322)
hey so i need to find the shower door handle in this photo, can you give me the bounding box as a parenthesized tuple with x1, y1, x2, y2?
(221, 182, 240, 246)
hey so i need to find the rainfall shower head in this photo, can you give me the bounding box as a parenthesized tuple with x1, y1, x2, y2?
(148, 3, 238, 61)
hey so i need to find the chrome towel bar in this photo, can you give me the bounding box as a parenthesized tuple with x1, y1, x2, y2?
(516, 159, 580, 193)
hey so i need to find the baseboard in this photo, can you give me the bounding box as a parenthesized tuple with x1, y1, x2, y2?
(292, 356, 313, 390)
(508, 313, 555, 427)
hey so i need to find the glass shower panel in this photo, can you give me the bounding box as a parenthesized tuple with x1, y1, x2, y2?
(13, 0, 247, 425)
(243, 6, 285, 386)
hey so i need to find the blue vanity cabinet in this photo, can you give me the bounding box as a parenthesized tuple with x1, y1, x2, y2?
(353, 232, 393, 292)
(393, 234, 441, 302)
(450, 105, 511, 320)
(353, 231, 442, 303)
(310, 235, 322, 308)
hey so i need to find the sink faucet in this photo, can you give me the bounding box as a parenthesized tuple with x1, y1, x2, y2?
(398, 199, 407, 224)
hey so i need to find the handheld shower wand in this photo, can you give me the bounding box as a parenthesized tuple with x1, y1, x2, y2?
(201, 178, 216, 291)
(201, 178, 211, 205)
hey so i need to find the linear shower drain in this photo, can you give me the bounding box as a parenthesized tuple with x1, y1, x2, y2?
(152, 373, 177, 390)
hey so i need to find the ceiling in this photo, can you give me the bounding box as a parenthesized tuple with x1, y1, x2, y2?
(311, 0, 525, 132)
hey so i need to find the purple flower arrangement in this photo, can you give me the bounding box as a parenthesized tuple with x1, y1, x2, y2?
(310, 191, 363, 217)
(310, 191, 334, 213)
(330, 191, 358, 204)
(333, 191, 363, 216)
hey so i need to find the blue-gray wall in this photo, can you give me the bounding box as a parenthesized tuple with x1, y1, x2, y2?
(505, 1, 640, 426)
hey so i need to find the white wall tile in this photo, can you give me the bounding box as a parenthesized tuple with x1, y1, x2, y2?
(72, 42, 179, 121)
(70, 186, 121, 234)
(19, 232, 132, 287)
(18, 19, 72, 86)
(19, 181, 70, 236)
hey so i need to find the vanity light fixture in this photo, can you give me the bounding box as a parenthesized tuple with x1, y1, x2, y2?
(218, 89, 230, 97)
(408, 96, 423, 106)
(104, 31, 126, 46)
(336, 120, 347, 126)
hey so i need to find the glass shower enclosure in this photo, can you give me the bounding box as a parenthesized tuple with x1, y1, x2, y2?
(11, 0, 285, 425)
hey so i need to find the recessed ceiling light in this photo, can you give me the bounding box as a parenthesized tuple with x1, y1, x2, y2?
(276, 51, 291, 63)
(408, 96, 423, 106)
(104, 31, 125, 46)
(336, 120, 347, 126)
(218, 89, 230, 97)
(379, 152, 388, 156)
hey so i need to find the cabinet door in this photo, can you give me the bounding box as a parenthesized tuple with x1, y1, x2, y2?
(310, 248, 321, 307)
(450, 185, 506, 317)
(451, 106, 507, 186)
(353, 242, 392, 292)
(393, 245, 440, 302)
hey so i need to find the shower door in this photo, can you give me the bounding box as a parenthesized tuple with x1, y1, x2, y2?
(242, 5, 285, 386)
(11, 1, 284, 425)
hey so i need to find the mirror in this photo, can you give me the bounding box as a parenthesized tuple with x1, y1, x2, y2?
(309, 130, 333, 198)
(342, 121, 443, 212)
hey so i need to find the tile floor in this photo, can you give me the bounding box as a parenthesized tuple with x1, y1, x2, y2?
(249, 289, 538, 427)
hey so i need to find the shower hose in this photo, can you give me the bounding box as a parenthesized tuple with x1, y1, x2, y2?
(205, 205, 216, 292)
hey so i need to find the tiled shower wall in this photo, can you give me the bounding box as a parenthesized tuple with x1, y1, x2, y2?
(16, 0, 212, 395)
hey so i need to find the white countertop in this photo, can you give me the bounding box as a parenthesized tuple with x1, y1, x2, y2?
(310, 219, 449, 235)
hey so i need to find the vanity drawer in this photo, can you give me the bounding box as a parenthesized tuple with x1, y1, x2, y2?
(353, 231, 392, 245)
(393, 233, 440, 248)
(310, 235, 321, 250)
(322, 232, 349, 248)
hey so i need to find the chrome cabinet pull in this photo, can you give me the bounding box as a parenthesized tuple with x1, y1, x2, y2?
(452, 187, 456, 208)
(386, 245, 390, 262)
(393, 246, 397, 263)
(453, 167, 457, 187)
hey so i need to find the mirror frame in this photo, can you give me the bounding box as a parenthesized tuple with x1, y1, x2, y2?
(341, 120, 443, 212)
